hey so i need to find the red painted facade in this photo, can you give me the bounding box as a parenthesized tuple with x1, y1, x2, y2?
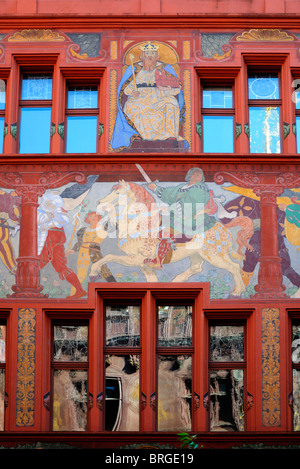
(0, 0, 299, 449)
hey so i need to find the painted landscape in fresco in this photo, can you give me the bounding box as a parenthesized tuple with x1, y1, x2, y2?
(1, 169, 300, 299)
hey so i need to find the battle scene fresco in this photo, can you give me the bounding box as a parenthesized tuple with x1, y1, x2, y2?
(1, 167, 300, 300)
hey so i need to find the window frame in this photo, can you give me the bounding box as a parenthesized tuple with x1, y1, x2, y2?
(64, 78, 100, 154)
(17, 68, 54, 154)
(155, 299, 194, 432)
(246, 67, 283, 154)
(60, 68, 104, 155)
(103, 298, 142, 432)
(208, 318, 247, 432)
(50, 318, 90, 432)
(200, 81, 236, 154)
(195, 67, 240, 154)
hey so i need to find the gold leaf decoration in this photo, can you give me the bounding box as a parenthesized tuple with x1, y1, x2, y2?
(236, 29, 294, 42)
(8, 29, 65, 42)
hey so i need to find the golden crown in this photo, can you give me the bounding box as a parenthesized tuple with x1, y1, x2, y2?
(140, 41, 159, 52)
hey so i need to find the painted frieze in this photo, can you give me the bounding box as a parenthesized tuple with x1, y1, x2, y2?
(0, 166, 300, 300)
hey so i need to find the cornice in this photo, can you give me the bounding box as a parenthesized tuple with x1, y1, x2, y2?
(0, 15, 300, 31)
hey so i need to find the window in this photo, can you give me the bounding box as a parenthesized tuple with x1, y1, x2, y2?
(51, 322, 89, 431)
(65, 84, 99, 154)
(0, 323, 6, 431)
(201, 86, 234, 153)
(104, 303, 141, 431)
(209, 322, 246, 431)
(19, 73, 53, 154)
(247, 73, 281, 153)
(157, 303, 193, 432)
(291, 322, 300, 431)
(0, 80, 5, 153)
(47, 289, 252, 433)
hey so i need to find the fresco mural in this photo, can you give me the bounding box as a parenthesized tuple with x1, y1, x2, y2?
(110, 41, 189, 152)
(0, 189, 21, 296)
(2, 168, 300, 300)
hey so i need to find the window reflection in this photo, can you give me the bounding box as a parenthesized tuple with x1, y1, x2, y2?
(293, 369, 300, 431)
(157, 355, 192, 432)
(21, 74, 52, 100)
(249, 107, 280, 153)
(158, 305, 192, 347)
(203, 87, 233, 108)
(105, 355, 139, 431)
(0, 369, 4, 431)
(68, 86, 98, 109)
(248, 74, 279, 100)
(53, 369, 88, 431)
(106, 305, 140, 347)
(0, 326, 5, 363)
(53, 325, 88, 362)
(210, 325, 244, 362)
(210, 369, 244, 431)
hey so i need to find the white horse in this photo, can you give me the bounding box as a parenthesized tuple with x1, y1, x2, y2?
(91, 181, 254, 296)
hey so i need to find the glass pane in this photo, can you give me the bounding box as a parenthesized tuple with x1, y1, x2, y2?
(296, 91, 300, 110)
(0, 79, 5, 110)
(106, 306, 140, 346)
(53, 369, 87, 431)
(68, 87, 98, 109)
(0, 118, 4, 153)
(158, 355, 192, 432)
(158, 305, 192, 347)
(105, 355, 139, 431)
(210, 369, 244, 431)
(296, 117, 300, 153)
(0, 369, 4, 431)
(53, 325, 88, 362)
(203, 116, 234, 153)
(210, 325, 244, 362)
(19, 107, 51, 154)
(22, 74, 52, 100)
(202, 87, 233, 108)
(0, 326, 6, 363)
(293, 369, 300, 431)
(66, 116, 97, 153)
(248, 74, 279, 100)
(292, 324, 300, 364)
(249, 107, 281, 153)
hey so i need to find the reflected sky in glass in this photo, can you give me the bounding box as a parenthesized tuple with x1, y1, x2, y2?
(203, 87, 233, 108)
(0, 118, 4, 153)
(249, 107, 280, 153)
(248, 74, 279, 100)
(66, 116, 97, 153)
(19, 108, 51, 153)
(68, 87, 98, 109)
(22, 75, 52, 100)
(0, 82, 5, 110)
(203, 116, 233, 153)
(296, 91, 300, 110)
